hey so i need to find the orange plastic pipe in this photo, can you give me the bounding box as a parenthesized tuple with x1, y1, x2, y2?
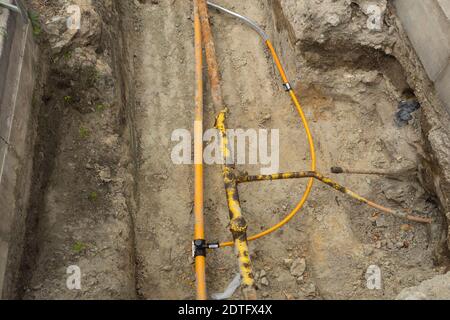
(219, 40, 317, 247)
(193, 0, 207, 300)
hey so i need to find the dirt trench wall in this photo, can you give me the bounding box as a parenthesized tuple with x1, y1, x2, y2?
(12, 0, 138, 299)
(394, 0, 450, 116)
(0, 7, 38, 298)
(274, 0, 450, 255)
(392, 0, 450, 254)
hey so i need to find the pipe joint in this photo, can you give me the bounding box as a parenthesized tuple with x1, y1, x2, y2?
(283, 82, 292, 91)
(230, 216, 248, 235)
(192, 239, 207, 257)
(207, 242, 220, 250)
(192, 240, 221, 258)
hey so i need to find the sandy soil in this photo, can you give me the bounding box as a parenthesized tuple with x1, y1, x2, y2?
(130, 0, 442, 299)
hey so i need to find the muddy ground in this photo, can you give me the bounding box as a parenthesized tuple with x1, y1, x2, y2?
(11, 0, 450, 300)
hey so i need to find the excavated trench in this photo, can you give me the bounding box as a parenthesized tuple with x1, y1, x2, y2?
(10, 0, 450, 300)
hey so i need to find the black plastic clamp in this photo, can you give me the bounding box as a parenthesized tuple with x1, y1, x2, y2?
(192, 239, 207, 258)
(192, 240, 221, 258)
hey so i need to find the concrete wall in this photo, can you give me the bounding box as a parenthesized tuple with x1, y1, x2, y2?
(0, 7, 37, 299)
(394, 0, 450, 115)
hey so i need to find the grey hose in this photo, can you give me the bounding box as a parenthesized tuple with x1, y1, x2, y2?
(207, 1, 269, 41)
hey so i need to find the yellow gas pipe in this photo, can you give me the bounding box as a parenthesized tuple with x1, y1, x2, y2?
(193, 0, 207, 300)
